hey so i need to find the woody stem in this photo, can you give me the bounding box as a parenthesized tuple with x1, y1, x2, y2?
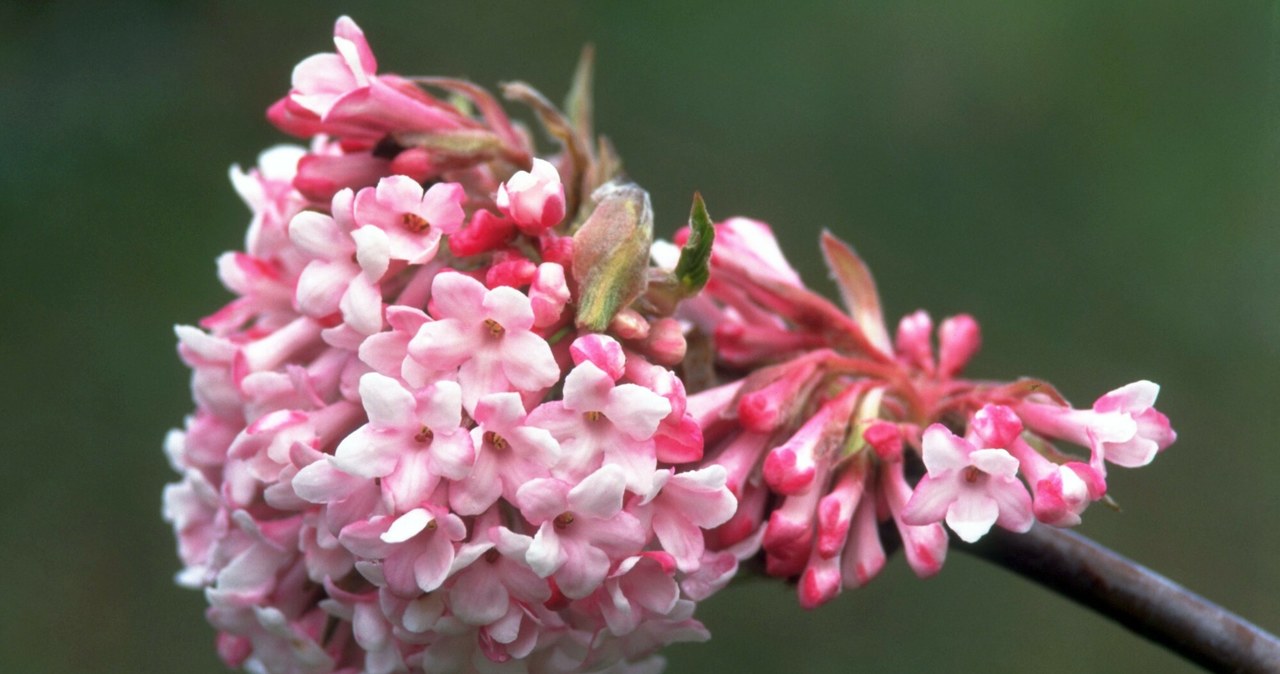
(956, 523, 1280, 673)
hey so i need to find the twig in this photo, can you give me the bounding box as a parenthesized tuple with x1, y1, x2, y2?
(957, 524, 1280, 673)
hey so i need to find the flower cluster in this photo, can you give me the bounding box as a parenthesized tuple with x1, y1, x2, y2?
(165, 17, 734, 673)
(165, 15, 1179, 673)
(678, 221, 1176, 608)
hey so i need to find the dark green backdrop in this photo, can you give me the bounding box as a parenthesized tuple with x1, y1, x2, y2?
(2, 2, 1276, 672)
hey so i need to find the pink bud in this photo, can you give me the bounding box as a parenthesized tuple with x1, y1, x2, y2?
(645, 317, 687, 366)
(496, 158, 566, 235)
(609, 308, 650, 341)
(449, 210, 516, 257)
(969, 403, 1022, 448)
(529, 262, 570, 328)
(569, 334, 626, 381)
(862, 421, 903, 462)
(938, 314, 981, 377)
(799, 555, 843, 609)
(894, 310, 935, 374)
(388, 147, 436, 182)
(485, 257, 537, 289)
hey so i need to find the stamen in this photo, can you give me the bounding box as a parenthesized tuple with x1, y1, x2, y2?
(401, 212, 430, 233)
(484, 318, 506, 337)
(583, 410, 604, 422)
(553, 512, 575, 529)
(962, 466, 981, 483)
(484, 431, 508, 450)
(414, 426, 434, 443)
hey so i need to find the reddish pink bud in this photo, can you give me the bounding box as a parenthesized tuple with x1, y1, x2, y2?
(763, 446, 817, 495)
(863, 421, 903, 462)
(799, 555, 843, 609)
(485, 257, 538, 288)
(894, 309, 935, 375)
(645, 317, 687, 366)
(449, 210, 516, 257)
(737, 358, 820, 433)
(938, 314, 981, 378)
(609, 308, 650, 340)
(496, 158, 566, 235)
(841, 498, 886, 588)
(883, 461, 947, 577)
(816, 463, 868, 559)
(569, 334, 626, 380)
(388, 147, 436, 182)
(528, 262, 570, 328)
(294, 152, 389, 202)
(969, 403, 1023, 448)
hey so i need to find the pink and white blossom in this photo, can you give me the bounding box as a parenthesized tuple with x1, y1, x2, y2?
(902, 423, 1034, 543)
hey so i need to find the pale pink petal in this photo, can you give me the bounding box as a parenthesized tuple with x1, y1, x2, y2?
(293, 458, 359, 503)
(340, 273, 382, 335)
(652, 512, 704, 572)
(421, 182, 466, 234)
(604, 384, 672, 440)
(333, 426, 399, 478)
(382, 508, 431, 543)
(561, 361, 615, 413)
(289, 211, 347, 258)
(945, 491, 999, 543)
(516, 479, 569, 522)
(969, 448, 1020, 478)
(420, 380, 463, 430)
(430, 272, 488, 320)
(295, 260, 349, 316)
(374, 174, 424, 209)
(900, 474, 960, 526)
(449, 568, 509, 625)
(989, 478, 1034, 533)
(430, 432, 475, 480)
(484, 285, 536, 332)
(920, 424, 972, 475)
(1094, 380, 1159, 414)
(414, 539, 455, 592)
(568, 465, 627, 519)
(555, 544, 611, 599)
(358, 373, 416, 427)
(409, 318, 474, 370)
(351, 225, 390, 279)
(526, 523, 566, 577)
(498, 331, 559, 391)
(1102, 436, 1160, 468)
(450, 451, 501, 516)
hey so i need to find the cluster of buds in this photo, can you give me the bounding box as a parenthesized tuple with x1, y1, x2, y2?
(679, 219, 1176, 608)
(164, 15, 1177, 674)
(165, 17, 735, 674)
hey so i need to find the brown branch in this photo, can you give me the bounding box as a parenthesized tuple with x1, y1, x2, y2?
(957, 523, 1280, 673)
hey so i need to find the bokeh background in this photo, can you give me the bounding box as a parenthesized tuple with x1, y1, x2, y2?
(2, 2, 1277, 672)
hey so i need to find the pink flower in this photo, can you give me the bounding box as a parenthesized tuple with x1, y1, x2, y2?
(449, 392, 560, 516)
(353, 176, 466, 264)
(529, 353, 671, 493)
(516, 465, 648, 599)
(1016, 380, 1176, 473)
(339, 506, 467, 596)
(288, 188, 389, 335)
(332, 374, 475, 512)
(288, 16, 377, 118)
(408, 271, 560, 410)
(496, 158, 566, 235)
(902, 424, 1034, 543)
(636, 466, 738, 572)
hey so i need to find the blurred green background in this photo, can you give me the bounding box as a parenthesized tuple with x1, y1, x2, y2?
(2, 2, 1276, 672)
